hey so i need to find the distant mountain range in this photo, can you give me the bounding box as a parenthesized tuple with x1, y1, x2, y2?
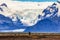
(0, 3, 60, 32)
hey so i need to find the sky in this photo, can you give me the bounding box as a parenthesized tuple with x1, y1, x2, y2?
(13, 0, 57, 2)
(0, 0, 58, 2)
(0, 0, 58, 4)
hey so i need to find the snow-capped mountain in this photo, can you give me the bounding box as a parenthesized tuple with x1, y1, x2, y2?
(0, 3, 24, 31)
(0, 3, 18, 22)
(0, 2, 60, 32)
(0, 2, 60, 27)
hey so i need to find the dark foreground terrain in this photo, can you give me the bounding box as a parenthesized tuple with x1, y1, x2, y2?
(0, 33, 60, 40)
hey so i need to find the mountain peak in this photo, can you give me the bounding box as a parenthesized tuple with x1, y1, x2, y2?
(1, 3, 7, 7)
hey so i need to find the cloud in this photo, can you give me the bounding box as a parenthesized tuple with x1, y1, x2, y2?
(0, 29, 25, 32)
